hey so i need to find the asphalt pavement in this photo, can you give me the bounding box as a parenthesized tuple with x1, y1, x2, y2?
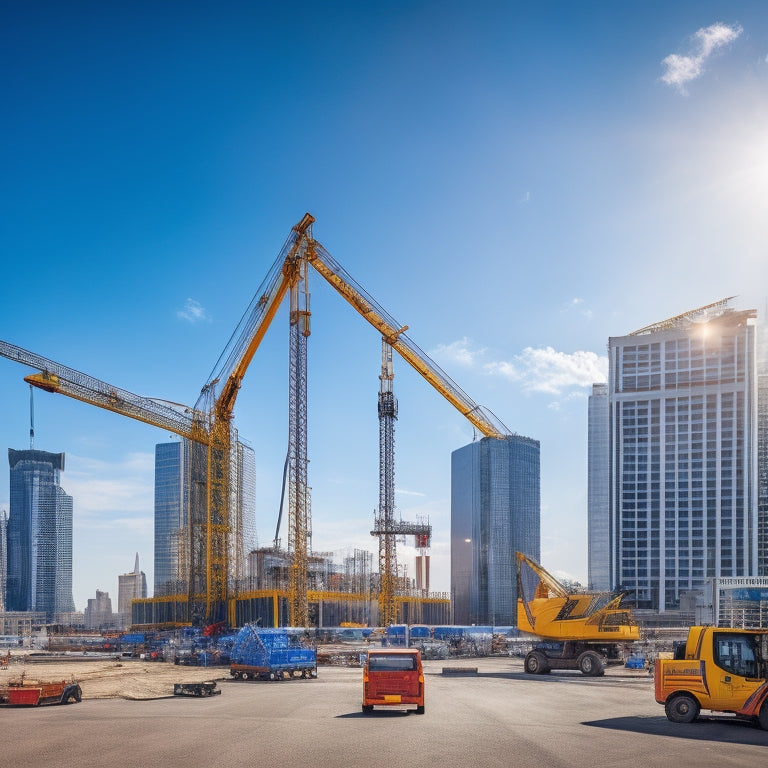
(3, 657, 767, 768)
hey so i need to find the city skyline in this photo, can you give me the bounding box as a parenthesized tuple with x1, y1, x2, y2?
(2, 5, 768, 610)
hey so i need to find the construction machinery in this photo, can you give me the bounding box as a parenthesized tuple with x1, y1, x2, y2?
(655, 625, 768, 729)
(516, 552, 639, 676)
(0, 214, 512, 627)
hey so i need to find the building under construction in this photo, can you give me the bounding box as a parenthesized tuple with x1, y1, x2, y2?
(131, 546, 450, 629)
(1, 215, 511, 630)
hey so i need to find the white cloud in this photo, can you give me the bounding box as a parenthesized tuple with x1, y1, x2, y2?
(430, 337, 483, 367)
(562, 297, 593, 319)
(485, 347, 608, 395)
(395, 487, 427, 497)
(177, 297, 210, 323)
(661, 22, 742, 93)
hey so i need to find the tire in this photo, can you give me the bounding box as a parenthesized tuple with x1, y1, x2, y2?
(240, 672, 249, 681)
(415, 704, 425, 714)
(73, 685, 82, 702)
(269, 671, 277, 681)
(665, 694, 700, 724)
(758, 702, 768, 731)
(524, 652, 548, 675)
(362, 704, 373, 714)
(578, 652, 603, 677)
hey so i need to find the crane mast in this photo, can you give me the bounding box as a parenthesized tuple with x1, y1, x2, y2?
(376, 339, 398, 627)
(287, 251, 312, 627)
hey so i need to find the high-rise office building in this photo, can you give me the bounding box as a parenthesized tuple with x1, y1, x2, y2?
(0, 509, 7, 611)
(154, 440, 189, 595)
(757, 310, 768, 576)
(587, 383, 611, 590)
(154, 438, 256, 596)
(592, 302, 758, 612)
(118, 552, 147, 626)
(6, 449, 76, 617)
(451, 435, 540, 626)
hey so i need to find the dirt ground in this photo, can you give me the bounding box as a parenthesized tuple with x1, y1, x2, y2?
(0, 655, 229, 700)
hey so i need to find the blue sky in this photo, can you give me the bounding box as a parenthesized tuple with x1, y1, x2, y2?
(2, 2, 768, 611)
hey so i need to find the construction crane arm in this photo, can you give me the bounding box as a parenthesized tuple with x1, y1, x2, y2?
(307, 241, 512, 439)
(200, 215, 316, 421)
(0, 340, 201, 442)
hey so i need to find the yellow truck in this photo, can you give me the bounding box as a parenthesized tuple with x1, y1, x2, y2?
(654, 625, 768, 729)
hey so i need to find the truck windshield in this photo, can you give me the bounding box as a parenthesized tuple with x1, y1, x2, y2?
(368, 654, 417, 671)
(713, 633, 761, 679)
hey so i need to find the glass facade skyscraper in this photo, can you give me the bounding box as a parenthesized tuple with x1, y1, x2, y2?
(6, 449, 75, 617)
(601, 306, 758, 612)
(154, 438, 256, 597)
(587, 383, 610, 590)
(451, 435, 540, 626)
(154, 441, 190, 596)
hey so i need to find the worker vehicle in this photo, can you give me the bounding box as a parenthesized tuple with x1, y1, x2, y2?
(0, 679, 82, 706)
(362, 648, 425, 714)
(229, 626, 317, 681)
(655, 625, 768, 729)
(516, 552, 639, 676)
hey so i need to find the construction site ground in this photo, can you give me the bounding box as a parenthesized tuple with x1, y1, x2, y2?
(0, 649, 654, 701)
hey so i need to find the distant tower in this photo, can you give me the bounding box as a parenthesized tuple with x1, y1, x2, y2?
(451, 436, 540, 626)
(7, 449, 75, 617)
(118, 553, 148, 627)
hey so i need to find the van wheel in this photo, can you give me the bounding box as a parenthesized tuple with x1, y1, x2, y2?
(758, 702, 768, 731)
(415, 704, 425, 714)
(362, 705, 373, 714)
(665, 694, 699, 723)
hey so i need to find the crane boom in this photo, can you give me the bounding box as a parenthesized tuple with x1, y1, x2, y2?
(200, 215, 315, 421)
(0, 340, 202, 442)
(307, 242, 512, 439)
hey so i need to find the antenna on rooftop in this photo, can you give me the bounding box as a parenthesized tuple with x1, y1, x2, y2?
(29, 383, 34, 449)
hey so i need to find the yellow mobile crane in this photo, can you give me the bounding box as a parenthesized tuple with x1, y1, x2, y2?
(516, 552, 639, 676)
(1, 214, 512, 627)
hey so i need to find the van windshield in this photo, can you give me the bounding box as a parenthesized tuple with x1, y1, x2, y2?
(369, 654, 417, 671)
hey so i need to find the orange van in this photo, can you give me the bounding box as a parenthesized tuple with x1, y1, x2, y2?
(362, 648, 425, 714)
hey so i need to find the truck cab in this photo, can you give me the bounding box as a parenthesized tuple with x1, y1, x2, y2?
(655, 626, 768, 729)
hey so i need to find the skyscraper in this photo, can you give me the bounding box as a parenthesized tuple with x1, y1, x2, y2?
(594, 302, 758, 612)
(154, 441, 189, 595)
(118, 553, 147, 626)
(757, 309, 768, 576)
(6, 449, 75, 617)
(451, 435, 540, 626)
(0, 510, 7, 612)
(154, 438, 256, 596)
(587, 384, 610, 590)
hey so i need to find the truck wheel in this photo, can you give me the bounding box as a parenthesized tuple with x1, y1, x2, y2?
(578, 652, 603, 677)
(524, 652, 549, 675)
(362, 704, 373, 714)
(240, 672, 249, 681)
(758, 702, 768, 731)
(665, 694, 700, 724)
(415, 704, 425, 714)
